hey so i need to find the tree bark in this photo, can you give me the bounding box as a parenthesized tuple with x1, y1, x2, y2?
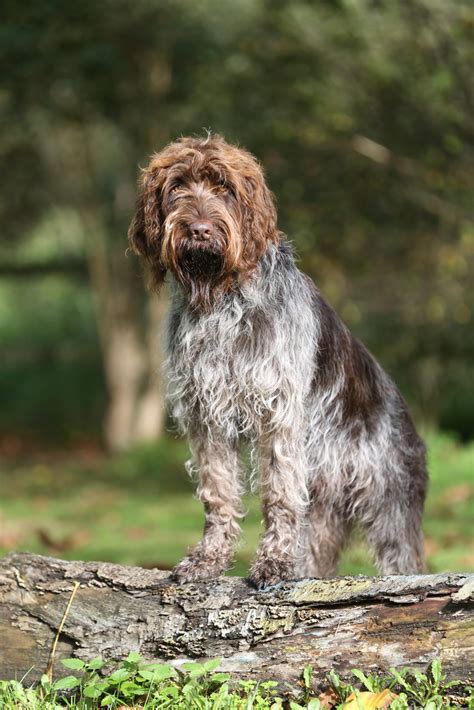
(0, 553, 472, 688)
(87, 242, 166, 452)
(132, 294, 167, 443)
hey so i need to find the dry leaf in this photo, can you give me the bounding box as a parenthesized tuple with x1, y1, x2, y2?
(343, 689, 397, 709)
(37, 528, 90, 552)
(318, 687, 339, 708)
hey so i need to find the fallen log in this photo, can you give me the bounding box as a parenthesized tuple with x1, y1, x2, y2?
(0, 553, 472, 688)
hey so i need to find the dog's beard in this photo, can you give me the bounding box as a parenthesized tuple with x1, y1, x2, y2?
(163, 225, 240, 311)
(176, 242, 226, 310)
(178, 244, 225, 280)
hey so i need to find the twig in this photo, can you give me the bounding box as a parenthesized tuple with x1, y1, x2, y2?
(46, 581, 80, 683)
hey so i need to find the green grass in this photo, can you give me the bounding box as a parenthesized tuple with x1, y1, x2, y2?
(0, 654, 472, 709)
(0, 432, 473, 576)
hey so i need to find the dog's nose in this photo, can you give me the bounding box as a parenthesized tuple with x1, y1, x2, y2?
(189, 222, 213, 240)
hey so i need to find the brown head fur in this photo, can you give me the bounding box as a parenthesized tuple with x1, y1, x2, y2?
(128, 135, 279, 309)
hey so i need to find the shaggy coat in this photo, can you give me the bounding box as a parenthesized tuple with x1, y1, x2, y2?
(129, 135, 427, 588)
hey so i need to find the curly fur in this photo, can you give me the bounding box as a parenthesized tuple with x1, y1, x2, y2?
(129, 135, 427, 588)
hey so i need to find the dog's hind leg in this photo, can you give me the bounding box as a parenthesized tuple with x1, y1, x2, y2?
(363, 458, 427, 575)
(364, 503, 425, 574)
(299, 503, 349, 578)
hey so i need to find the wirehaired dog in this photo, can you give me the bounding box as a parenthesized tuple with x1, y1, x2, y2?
(129, 135, 427, 588)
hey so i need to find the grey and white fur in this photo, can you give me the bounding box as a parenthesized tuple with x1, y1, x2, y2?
(129, 135, 427, 589)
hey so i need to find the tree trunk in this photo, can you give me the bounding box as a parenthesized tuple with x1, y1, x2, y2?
(0, 553, 472, 688)
(87, 242, 166, 452)
(132, 294, 167, 443)
(36, 122, 167, 452)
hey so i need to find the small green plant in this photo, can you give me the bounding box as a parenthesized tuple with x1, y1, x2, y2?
(322, 660, 472, 710)
(388, 659, 463, 709)
(326, 669, 354, 704)
(0, 656, 472, 709)
(351, 669, 396, 695)
(289, 665, 326, 709)
(0, 653, 297, 709)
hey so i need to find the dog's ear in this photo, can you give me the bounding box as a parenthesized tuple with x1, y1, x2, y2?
(128, 167, 167, 286)
(240, 162, 279, 267)
(128, 190, 149, 257)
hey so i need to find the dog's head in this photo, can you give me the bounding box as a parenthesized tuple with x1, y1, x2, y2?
(128, 135, 279, 309)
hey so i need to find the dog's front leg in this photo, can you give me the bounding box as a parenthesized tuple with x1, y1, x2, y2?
(249, 431, 308, 589)
(172, 434, 243, 583)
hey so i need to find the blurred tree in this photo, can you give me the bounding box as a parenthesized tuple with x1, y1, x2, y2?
(1, 0, 472, 445)
(1, 0, 179, 449)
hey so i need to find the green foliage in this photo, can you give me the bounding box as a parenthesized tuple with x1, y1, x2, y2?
(0, 278, 104, 444)
(0, 656, 471, 709)
(350, 669, 395, 694)
(325, 661, 472, 709)
(389, 660, 459, 708)
(0, 654, 283, 708)
(0, 0, 472, 442)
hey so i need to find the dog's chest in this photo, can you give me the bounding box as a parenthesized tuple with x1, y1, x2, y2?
(167, 304, 281, 434)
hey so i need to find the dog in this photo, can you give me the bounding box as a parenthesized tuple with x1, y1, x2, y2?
(128, 134, 427, 589)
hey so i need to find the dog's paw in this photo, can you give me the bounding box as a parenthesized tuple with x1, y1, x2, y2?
(171, 552, 229, 584)
(171, 560, 209, 583)
(248, 555, 295, 590)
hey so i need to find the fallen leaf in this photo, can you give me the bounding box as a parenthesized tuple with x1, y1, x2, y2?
(37, 528, 90, 552)
(343, 689, 397, 709)
(318, 687, 339, 708)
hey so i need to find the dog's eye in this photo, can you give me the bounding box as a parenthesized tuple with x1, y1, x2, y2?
(170, 185, 185, 196)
